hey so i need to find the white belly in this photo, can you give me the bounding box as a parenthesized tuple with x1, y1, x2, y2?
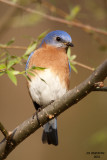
(29, 69, 67, 106)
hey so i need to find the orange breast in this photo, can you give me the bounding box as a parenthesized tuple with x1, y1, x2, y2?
(28, 45, 70, 89)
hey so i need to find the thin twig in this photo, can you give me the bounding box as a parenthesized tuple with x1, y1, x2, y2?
(73, 60, 95, 71)
(0, 45, 27, 50)
(0, 122, 9, 138)
(0, 0, 107, 36)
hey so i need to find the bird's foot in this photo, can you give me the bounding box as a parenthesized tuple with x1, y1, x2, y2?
(32, 108, 42, 126)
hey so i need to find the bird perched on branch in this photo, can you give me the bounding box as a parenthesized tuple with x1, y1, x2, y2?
(26, 30, 74, 146)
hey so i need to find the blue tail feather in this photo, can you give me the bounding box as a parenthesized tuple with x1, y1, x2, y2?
(42, 118, 58, 146)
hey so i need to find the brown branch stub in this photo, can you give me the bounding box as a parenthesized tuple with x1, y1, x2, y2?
(0, 60, 107, 159)
(0, 122, 9, 138)
(93, 81, 107, 91)
(93, 87, 107, 92)
(0, 0, 107, 36)
(94, 81, 104, 88)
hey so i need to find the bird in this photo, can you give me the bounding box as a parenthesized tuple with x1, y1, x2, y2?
(26, 30, 74, 146)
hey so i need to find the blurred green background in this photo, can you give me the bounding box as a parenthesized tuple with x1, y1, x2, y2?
(0, 0, 107, 159)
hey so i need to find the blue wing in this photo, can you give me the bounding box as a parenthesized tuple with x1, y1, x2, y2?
(25, 51, 34, 70)
(68, 60, 71, 73)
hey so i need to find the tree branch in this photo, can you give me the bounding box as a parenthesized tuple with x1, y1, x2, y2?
(0, 0, 107, 36)
(0, 60, 107, 159)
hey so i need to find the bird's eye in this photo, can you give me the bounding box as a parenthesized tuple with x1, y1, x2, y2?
(56, 37, 61, 41)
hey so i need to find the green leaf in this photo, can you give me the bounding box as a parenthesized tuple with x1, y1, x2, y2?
(27, 71, 35, 76)
(11, 70, 20, 75)
(6, 38, 15, 46)
(70, 55, 77, 61)
(67, 47, 71, 59)
(7, 57, 21, 69)
(70, 62, 78, 73)
(18, 70, 26, 75)
(0, 64, 6, 70)
(67, 48, 76, 61)
(24, 74, 31, 81)
(31, 66, 46, 70)
(31, 66, 36, 69)
(66, 5, 80, 20)
(7, 70, 17, 85)
(67, 48, 78, 73)
(40, 78, 47, 84)
(7, 59, 17, 69)
(22, 55, 28, 60)
(24, 41, 37, 56)
(38, 30, 48, 41)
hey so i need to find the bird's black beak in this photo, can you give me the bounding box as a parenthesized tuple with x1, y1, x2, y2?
(67, 42, 74, 47)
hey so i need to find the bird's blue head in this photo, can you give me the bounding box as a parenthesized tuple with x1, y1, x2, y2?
(40, 30, 74, 50)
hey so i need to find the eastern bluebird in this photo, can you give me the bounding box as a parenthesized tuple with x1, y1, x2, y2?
(26, 30, 74, 146)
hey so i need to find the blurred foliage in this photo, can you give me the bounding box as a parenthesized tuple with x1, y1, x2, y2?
(66, 5, 81, 21)
(89, 128, 107, 146)
(85, 1, 107, 21)
(10, 0, 43, 27)
(24, 41, 37, 56)
(11, 13, 42, 27)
